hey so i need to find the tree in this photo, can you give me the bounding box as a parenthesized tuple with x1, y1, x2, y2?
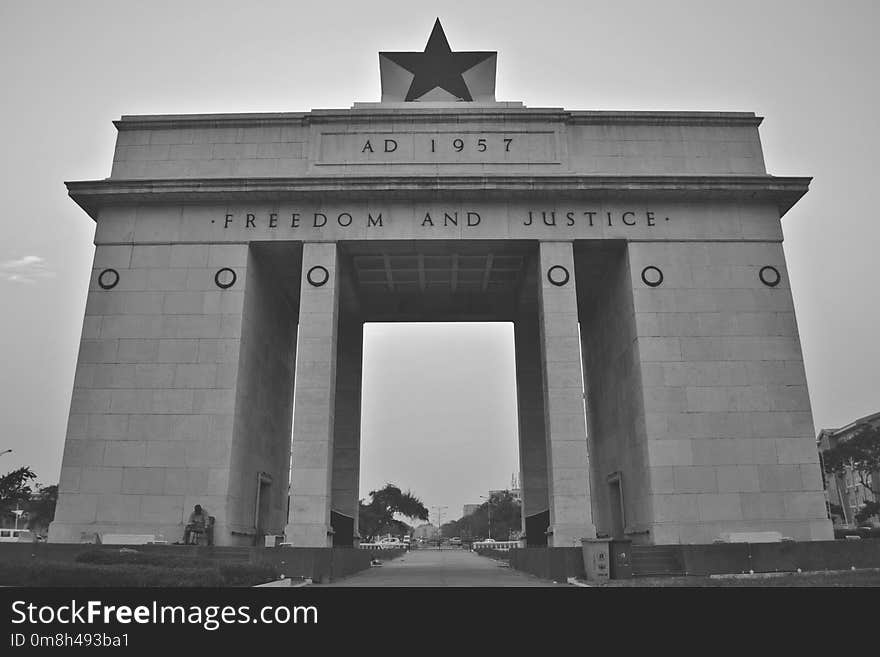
(823, 424, 880, 525)
(482, 491, 522, 540)
(856, 501, 880, 525)
(358, 483, 429, 541)
(443, 491, 522, 542)
(26, 484, 58, 534)
(0, 466, 37, 528)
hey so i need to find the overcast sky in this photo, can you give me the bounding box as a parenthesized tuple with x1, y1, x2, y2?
(1, 1, 878, 528)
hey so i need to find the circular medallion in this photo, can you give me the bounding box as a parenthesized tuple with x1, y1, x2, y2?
(547, 265, 570, 287)
(307, 265, 330, 287)
(214, 267, 237, 290)
(641, 266, 664, 288)
(97, 268, 119, 290)
(759, 265, 781, 287)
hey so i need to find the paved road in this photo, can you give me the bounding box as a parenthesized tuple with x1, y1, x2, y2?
(322, 548, 566, 587)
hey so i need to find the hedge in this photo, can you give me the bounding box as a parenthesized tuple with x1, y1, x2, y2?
(76, 549, 221, 568)
(474, 548, 511, 560)
(0, 558, 280, 587)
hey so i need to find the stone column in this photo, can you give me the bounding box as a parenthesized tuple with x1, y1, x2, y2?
(49, 240, 251, 545)
(285, 243, 340, 547)
(330, 316, 364, 546)
(537, 241, 596, 546)
(514, 315, 550, 546)
(627, 241, 833, 543)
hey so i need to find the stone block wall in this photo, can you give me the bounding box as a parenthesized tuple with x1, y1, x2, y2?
(329, 313, 364, 542)
(567, 118, 766, 175)
(537, 242, 596, 546)
(578, 244, 652, 541)
(228, 248, 298, 541)
(50, 238, 251, 543)
(626, 239, 832, 543)
(111, 123, 309, 180)
(514, 313, 550, 526)
(108, 111, 767, 181)
(285, 243, 340, 547)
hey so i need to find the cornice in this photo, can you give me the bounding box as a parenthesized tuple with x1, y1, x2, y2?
(113, 109, 762, 130)
(567, 111, 762, 127)
(66, 175, 809, 220)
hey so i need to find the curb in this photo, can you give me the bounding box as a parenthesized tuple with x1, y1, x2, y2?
(709, 566, 880, 580)
(567, 577, 592, 587)
(253, 577, 312, 587)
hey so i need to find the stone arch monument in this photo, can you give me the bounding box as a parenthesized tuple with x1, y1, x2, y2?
(50, 21, 832, 547)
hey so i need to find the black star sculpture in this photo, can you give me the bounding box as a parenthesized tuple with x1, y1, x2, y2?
(381, 19, 495, 102)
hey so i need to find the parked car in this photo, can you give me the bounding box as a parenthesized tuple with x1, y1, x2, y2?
(833, 526, 880, 540)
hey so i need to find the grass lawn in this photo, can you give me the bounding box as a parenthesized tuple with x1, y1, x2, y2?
(0, 549, 282, 587)
(599, 569, 880, 587)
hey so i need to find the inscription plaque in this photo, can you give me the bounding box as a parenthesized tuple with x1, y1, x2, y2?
(316, 130, 558, 165)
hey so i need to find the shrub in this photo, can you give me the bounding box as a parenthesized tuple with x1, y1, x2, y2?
(475, 548, 510, 560)
(217, 562, 279, 587)
(855, 501, 880, 526)
(76, 549, 215, 569)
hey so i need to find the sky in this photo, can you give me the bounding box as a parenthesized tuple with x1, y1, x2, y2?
(1, 1, 878, 528)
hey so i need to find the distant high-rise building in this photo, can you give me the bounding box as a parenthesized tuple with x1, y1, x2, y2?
(462, 504, 480, 518)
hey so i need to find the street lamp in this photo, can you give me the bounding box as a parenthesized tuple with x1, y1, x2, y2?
(13, 505, 24, 531)
(0, 449, 12, 457)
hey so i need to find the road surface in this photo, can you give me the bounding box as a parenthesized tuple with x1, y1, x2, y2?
(322, 548, 566, 587)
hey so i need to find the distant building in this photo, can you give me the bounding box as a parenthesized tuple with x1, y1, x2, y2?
(818, 411, 880, 527)
(462, 504, 480, 518)
(490, 489, 521, 502)
(413, 523, 438, 540)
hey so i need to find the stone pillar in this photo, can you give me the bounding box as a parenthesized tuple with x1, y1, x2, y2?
(537, 241, 596, 546)
(627, 241, 833, 543)
(229, 249, 298, 540)
(330, 316, 364, 546)
(49, 240, 250, 544)
(285, 243, 340, 547)
(576, 245, 651, 541)
(514, 315, 550, 546)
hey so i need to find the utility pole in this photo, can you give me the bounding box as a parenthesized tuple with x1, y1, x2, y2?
(432, 505, 447, 550)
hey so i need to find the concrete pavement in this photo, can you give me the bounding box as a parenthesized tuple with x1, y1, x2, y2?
(321, 548, 567, 587)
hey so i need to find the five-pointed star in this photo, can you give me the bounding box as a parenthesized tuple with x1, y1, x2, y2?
(381, 19, 495, 101)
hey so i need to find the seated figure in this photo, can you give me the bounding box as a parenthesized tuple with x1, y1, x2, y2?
(183, 505, 209, 545)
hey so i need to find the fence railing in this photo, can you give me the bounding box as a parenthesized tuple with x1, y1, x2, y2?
(472, 540, 519, 551)
(359, 542, 406, 551)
